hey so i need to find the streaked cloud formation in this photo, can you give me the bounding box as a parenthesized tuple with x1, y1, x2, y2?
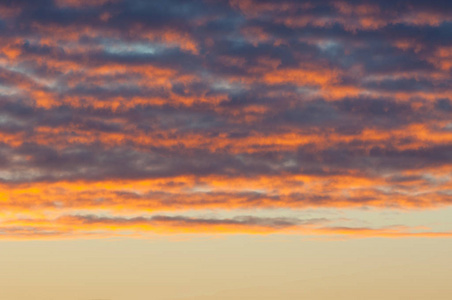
(0, 0, 451, 239)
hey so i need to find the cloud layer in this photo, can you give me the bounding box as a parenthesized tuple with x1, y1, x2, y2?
(0, 0, 451, 238)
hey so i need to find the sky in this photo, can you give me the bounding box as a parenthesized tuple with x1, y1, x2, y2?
(0, 0, 451, 299)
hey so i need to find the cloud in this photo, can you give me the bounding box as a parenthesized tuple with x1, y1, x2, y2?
(2, 213, 452, 240)
(0, 0, 451, 238)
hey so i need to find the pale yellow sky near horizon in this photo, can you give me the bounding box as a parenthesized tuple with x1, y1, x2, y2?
(1, 235, 452, 300)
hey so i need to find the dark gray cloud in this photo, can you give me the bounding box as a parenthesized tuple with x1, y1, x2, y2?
(64, 214, 326, 229)
(0, 0, 449, 213)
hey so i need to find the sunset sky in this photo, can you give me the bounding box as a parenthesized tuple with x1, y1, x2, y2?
(0, 0, 452, 299)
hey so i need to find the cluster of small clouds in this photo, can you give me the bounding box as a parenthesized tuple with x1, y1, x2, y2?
(0, 0, 451, 238)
